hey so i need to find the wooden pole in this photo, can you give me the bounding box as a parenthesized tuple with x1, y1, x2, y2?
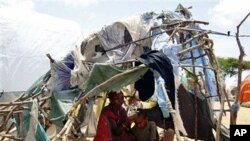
(160, 83, 181, 141)
(52, 119, 71, 141)
(0, 133, 22, 141)
(0, 92, 25, 110)
(231, 12, 250, 125)
(0, 96, 50, 106)
(0, 122, 14, 141)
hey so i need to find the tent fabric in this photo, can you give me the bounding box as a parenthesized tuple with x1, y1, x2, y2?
(48, 88, 82, 127)
(240, 75, 250, 103)
(137, 50, 175, 107)
(62, 52, 75, 70)
(49, 91, 98, 135)
(155, 76, 170, 118)
(134, 69, 155, 101)
(25, 99, 50, 141)
(225, 70, 250, 96)
(0, 7, 83, 91)
(134, 50, 189, 135)
(97, 22, 136, 62)
(118, 14, 152, 41)
(80, 101, 97, 136)
(150, 30, 187, 132)
(81, 14, 153, 63)
(138, 79, 187, 136)
(48, 63, 148, 126)
(70, 46, 89, 88)
(182, 33, 218, 100)
(23, 71, 50, 98)
(15, 73, 50, 138)
(71, 13, 155, 89)
(81, 35, 110, 63)
(152, 33, 181, 76)
(50, 59, 72, 91)
(80, 63, 149, 98)
(177, 84, 215, 141)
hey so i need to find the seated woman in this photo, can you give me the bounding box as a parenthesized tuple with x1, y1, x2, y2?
(94, 91, 136, 141)
(131, 110, 159, 141)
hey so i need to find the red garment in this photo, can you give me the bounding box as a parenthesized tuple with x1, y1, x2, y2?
(94, 105, 133, 141)
(93, 113, 111, 141)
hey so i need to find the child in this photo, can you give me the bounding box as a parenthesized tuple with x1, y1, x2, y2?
(131, 110, 159, 141)
(94, 91, 136, 141)
(127, 96, 143, 116)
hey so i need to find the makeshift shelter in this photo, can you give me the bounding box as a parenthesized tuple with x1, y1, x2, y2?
(239, 75, 250, 103)
(0, 6, 83, 92)
(225, 70, 250, 97)
(0, 4, 230, 141)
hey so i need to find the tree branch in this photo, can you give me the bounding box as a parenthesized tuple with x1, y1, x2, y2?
(231, 12, 250, 125)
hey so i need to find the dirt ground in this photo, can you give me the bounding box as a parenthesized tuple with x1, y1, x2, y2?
(213, 101, 250, 128)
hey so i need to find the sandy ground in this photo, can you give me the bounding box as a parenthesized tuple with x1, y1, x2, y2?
(213, 101, 250, 128)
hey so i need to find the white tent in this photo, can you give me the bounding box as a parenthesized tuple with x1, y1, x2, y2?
(225, 70, 250, 96)
(0, 7, 84, 91)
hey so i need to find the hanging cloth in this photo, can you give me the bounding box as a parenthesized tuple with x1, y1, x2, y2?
(136, 50, 175, 107)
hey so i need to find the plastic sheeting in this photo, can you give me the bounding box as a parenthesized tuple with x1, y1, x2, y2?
(225, 70, 250, 96)
(81, 13, 153, 63)
(0, 7, 83, 91)
(49, 88, 81, 126)
(50, 58, 72, 91)
(240, 75, 250, 102)
(25, 99, 50, 141)
(154, 76, 170, 118)
(16, 72, 50, 139)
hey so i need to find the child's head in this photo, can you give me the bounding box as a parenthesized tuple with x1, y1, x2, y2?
(135, 110, 148, 128)
(128, 96, 138, 105)
(108, 91, 124, 107)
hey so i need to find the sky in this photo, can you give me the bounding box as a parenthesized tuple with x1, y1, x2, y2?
(1, 0, 250, 60)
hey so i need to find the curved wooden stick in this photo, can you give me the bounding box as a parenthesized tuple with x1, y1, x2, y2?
(46, 53, 55, 63)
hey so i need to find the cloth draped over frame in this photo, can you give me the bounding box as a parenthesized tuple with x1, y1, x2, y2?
(135, 50, 175, 116)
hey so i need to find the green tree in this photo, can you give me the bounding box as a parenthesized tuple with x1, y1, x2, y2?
(217, 57, 250, 76)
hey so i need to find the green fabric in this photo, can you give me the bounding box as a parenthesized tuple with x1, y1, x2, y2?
(17, 63, 148, 138)
(23, 108, 32, 136)
(23, 71, 50, 98)
(13, 109, 31, 137)
(48, 88, 82, 126)
(48, 64, 148, 126)
(81, 63, 148, 98)
(35, 123, 50, 141)
(17, 72, 50, 137)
